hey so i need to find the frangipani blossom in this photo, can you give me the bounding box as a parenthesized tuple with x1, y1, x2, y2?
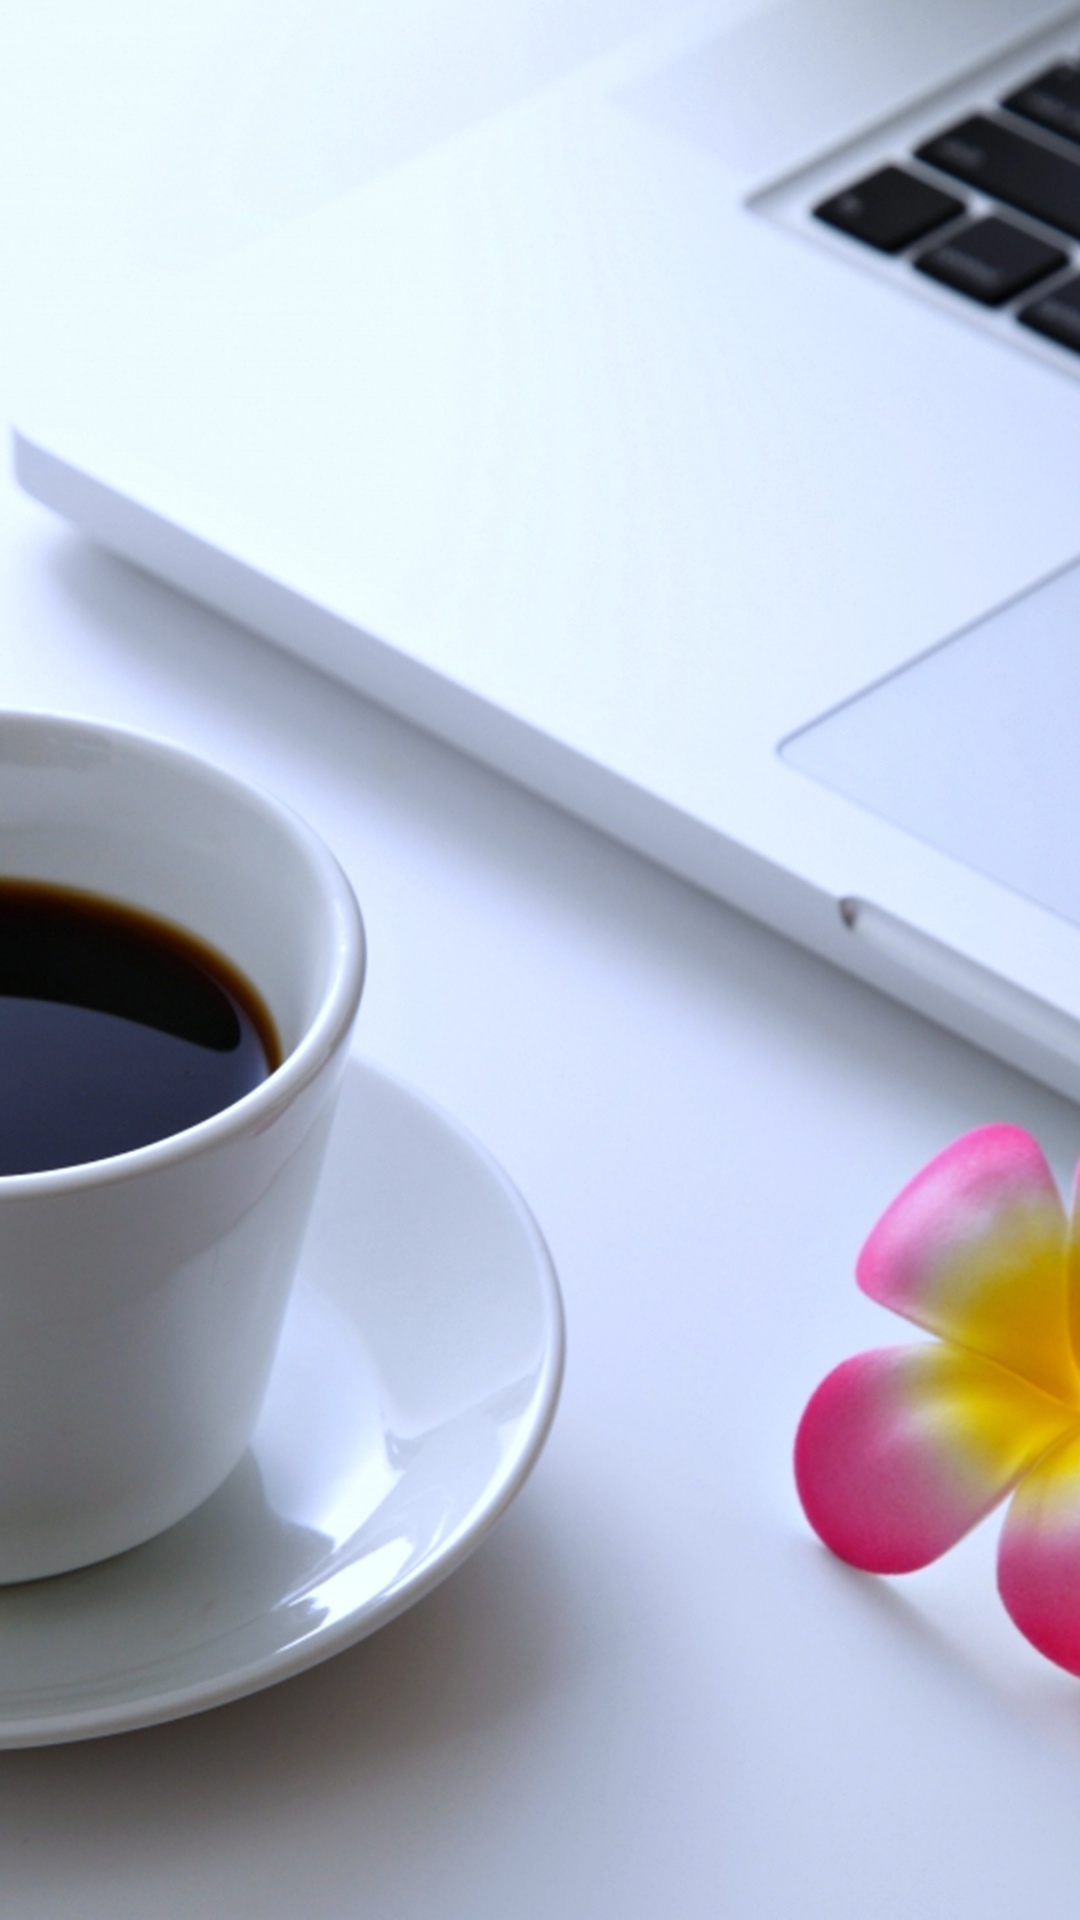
(795, 1125, 1080, 1675)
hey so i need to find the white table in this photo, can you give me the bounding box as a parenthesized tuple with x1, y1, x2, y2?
(4, 8, 1080, 1914)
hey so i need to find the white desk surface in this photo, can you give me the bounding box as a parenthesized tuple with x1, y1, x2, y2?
(6, 8, 1080, 1915)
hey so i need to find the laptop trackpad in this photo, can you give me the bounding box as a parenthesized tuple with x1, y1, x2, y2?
(782, 559, 1080, 925)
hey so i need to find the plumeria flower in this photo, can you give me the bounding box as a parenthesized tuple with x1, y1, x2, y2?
(795, 1124, 1080, 1676)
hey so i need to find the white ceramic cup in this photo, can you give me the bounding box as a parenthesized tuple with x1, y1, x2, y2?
(0, 713, 365, 1582)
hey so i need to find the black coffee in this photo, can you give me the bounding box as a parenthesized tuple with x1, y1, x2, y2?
(0, 882, 280, 1174)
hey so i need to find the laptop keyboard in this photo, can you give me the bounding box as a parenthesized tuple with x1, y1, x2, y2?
(813, 60, 1080, 353)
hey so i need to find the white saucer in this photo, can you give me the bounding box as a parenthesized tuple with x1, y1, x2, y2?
(0, 1062, 564, 1747)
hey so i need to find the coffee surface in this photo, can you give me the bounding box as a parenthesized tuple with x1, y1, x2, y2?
(0, 883, 279, 1174)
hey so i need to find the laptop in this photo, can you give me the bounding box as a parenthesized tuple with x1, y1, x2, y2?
(15, 0, 1080, 1098)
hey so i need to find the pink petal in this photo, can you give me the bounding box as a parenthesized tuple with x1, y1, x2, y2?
(795, 1344, 1076, 1574)
(856, 1126, 1077, 1403)
(998, 1430, 1080, 1676)
(1065, 1161, 1080, 1380)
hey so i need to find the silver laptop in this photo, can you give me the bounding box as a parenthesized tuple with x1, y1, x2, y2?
(15, 0, 1080, 1097)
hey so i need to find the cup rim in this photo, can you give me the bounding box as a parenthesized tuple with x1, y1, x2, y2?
(0, 711, 366, 1195)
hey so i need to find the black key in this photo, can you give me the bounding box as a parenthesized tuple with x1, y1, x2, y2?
(1004, 64, 1080, 148)
(914, 215, 1067, 305)
(917, 114, 1080, 240)
(813, 165, 963, 252)
(1018, 273, 1080, 350)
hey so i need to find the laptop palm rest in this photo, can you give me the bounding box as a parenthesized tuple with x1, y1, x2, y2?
(782, 557, 1080, 926)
